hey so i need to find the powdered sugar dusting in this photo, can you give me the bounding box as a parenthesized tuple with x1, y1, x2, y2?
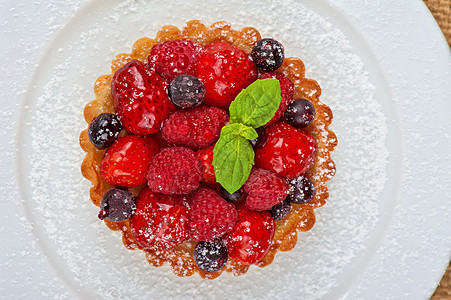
(22, 0, 388, 299)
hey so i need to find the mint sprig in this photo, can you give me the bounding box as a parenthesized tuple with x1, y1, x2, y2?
(213, 79, 282, 193)
(229, 78, 281, 128)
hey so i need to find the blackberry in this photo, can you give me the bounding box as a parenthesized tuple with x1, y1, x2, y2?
(270, 200, 291, 220)
(98, 188, 135, 222)
(284, 98, 316, 129)
(88, 113, 122, 149)
(193, 240, 228, 272)
(287, 176, 316, 204)
(220, 186, 243, 203)
(168, 74, 205, 108)
(251, 38, 285, 72)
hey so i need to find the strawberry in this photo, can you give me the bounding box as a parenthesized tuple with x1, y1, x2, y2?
(111, 60, 175, 135)
(226, 206, 275, 265)
(258, 71, 294, 125)
(255, 122, 316, 179)
(100, 135, 159, 187)
(196, 42, 257, 109)
(147, 39, 202, 83)
(188, 188, 238, 241)
(130, 187, 190, 250)
(196, 145, 216, 183)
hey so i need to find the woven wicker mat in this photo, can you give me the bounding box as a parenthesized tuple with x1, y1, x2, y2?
(424, 1, 451, 299)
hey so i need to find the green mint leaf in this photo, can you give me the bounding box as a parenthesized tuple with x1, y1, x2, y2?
(229, 78, 282, 128)
(212, 124, 256, 194)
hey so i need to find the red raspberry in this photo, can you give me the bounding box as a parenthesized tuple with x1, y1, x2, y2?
(196, 42, 257, 109)
(147, 39, 202, 82)
(130, 187, 190, 250)
(226, 206, 275, 265)
(162, 105, 229, 149)
(100, 135, 159, 187)
(255, 122, 317, 179)
(244, 168, 289, 211)
(258, 72, 294, 125)
(188, 188, 238, 241)
(196, 145, 215, 183)
(147, 147, 203, 194)
(112, 60, 175, 135)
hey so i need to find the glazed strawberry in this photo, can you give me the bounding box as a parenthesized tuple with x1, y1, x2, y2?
(147, 39, 202, 82)
(162, 105, 229, 149)
(226, 206, 275, 265)
(130, 187, 190, 250)
(147, 147, 204, 194)
(196, 42, 257, 108)
(255, 122, 317, 179)
(258, 72, 294, 125)
(188, 188, 238, 241)
(112, 60, 174, 135)
(196, 145, 215, 183)
(244, 168, 289, 211)
(100, 135, 159, 187)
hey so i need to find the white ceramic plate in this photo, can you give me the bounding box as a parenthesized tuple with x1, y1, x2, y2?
(1, 0, 450, 299)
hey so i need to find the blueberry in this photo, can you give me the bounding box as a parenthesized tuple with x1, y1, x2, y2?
(88, 113, 122, 149)
(284, 98, 316, 129)
(220, 186, 243, 203)
(249, 126, 266, 149)
(193, 240, 228, 272)
(270, 200, 292, 220)
(251, 38, 285, 72)
(287, 176, 316, 204)
(168, 74, 205, 108)
(98, 188, 135, 222)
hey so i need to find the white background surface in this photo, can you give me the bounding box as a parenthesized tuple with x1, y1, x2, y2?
(1, 0, 450, 299)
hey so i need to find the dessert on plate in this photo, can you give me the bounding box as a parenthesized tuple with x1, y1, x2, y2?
(80, 20, 337, 279)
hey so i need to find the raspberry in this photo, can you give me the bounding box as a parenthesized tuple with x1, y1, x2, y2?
(130, 187, 190, 250)
(147, 39, 202, 82)
(188, 188, 238, 241)
(196, 145, 215, 183)
(255, 122, 317, 178)
(162, 105, 229, 149)
(258, 71, 294, 125)
(244, 168, 289, 211)
(147, 147, 203, 194)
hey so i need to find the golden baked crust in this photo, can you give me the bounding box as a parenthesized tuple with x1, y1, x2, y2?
(79, 20, 337, 279)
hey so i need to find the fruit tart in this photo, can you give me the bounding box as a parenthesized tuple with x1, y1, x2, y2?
(80, 20, 337, 279)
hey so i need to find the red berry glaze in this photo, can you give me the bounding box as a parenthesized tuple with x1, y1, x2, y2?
(196, 145, 216, 183)
(162, 105, 228, 149)
(130, 187, 190, 250)
(226, 206, 275, 265)
(100, 135, 159, 187)
(147, 147, 204, 194)
(188, 188, 238, 241)
(244, 168, 289, 211)
(255, 122, 317, 179)
(196, 42, 257, 109)
(112, 60, 175, 135)
(258, 72, 294, 125)
(147, 39, 202, 82)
